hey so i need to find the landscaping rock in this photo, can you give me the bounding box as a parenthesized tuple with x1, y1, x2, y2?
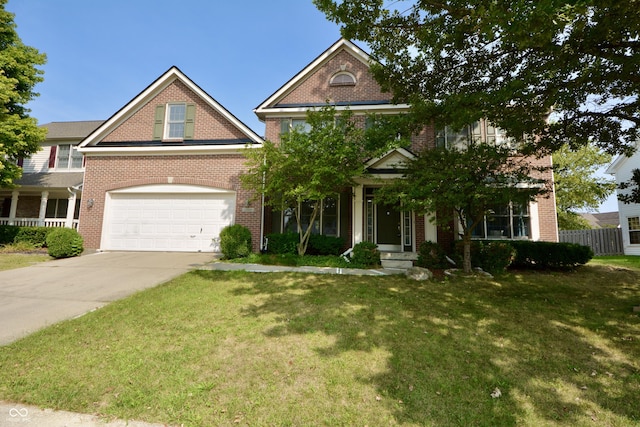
(406, 266, 433, 281)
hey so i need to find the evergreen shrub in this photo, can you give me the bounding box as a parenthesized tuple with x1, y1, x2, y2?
(46, 228, 84, 258)
(219, 224, 252, 259)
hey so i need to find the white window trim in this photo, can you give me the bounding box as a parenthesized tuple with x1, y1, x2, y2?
(628, 216, 640, 245)
(164, 103, 187, 140)
(330, 71, 357, 86)
(282, 197, 341, 236)
(56, 144, 84, 170)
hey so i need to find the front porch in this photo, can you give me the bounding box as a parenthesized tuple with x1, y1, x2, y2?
(0, 188, 81, 230)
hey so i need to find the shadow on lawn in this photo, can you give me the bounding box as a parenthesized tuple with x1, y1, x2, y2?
(213, 265, 640, 426)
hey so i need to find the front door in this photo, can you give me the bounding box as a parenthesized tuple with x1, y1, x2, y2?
(365, 188, 411, 252)
(377, 203, 402, 251)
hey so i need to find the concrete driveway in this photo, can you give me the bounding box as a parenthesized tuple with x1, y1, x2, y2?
(0, 252, 214, 345)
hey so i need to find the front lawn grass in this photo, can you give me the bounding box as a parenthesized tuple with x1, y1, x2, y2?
(0, 265, 638, 426)
(590, 255, 640, 271)
(0, 253, 51, 271)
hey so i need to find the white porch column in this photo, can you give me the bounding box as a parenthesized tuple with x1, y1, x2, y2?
(8, 190, 19, 225)
(65, 191, 77, 228)
(352, 184, 364, 245)
(38, 191, 49, 226)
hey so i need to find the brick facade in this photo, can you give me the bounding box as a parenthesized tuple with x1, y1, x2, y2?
(78, 71, 263, 252)
(80, 154, 261, 251)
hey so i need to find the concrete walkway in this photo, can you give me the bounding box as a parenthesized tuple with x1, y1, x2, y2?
(0, 401, 170, 427)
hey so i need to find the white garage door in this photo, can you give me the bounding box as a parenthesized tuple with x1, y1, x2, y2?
(103, 188, 236, 252)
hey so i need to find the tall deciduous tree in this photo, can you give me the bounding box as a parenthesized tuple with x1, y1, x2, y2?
(377, 142, 550, 273)
(314, 0, 640, 156)
(242, 106, 371, 255)
(553, 144, 616, 230)
(0, 0, 47, 187)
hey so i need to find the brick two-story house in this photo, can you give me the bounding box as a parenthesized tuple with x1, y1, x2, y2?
(254, 38, 558, 256)
(7, 39, 558, 255)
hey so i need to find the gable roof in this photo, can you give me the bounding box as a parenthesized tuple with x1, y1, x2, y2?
(605, 140, 639, 175)
(79, 66, 262, 153)
(254, 38, 410, 119)
(41, 120, 105, 141)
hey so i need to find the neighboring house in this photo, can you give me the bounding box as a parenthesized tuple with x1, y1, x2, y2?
(578, 212, 620, 229)
(77, 66, 263, 252)
(0, 120, 103, 229)
(7, 39, 559, 254)
(254, 38, 558, 253)
(606, 146, 640, 255)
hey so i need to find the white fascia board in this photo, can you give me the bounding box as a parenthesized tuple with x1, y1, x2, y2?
(78, 144, 256, 156)
(605, 154, 627, 175)
(256, 103, 411, 117)
(364, 147, 416, 169)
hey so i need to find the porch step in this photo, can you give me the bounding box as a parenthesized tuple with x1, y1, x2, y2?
(380, 252, 417, 270)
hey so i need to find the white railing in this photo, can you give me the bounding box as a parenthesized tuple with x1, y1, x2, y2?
(0, 218, 79, 230)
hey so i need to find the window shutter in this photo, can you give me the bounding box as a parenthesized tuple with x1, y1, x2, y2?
(48, 146, 57, 169)
(184, 103, 195, 140)
(17, 158, 23, 167)
(153, 105, 165, 140)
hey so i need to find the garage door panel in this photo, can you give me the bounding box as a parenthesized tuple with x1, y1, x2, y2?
(104, 191, 236, 252)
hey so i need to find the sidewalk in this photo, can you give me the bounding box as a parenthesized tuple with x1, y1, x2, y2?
(0, 401, 170, 427)
(203, 261, 405, 275)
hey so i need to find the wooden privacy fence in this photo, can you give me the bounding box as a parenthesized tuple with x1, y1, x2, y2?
(559, 228, 624, 256)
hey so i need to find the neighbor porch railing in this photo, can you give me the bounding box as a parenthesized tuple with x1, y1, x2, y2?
(0, 218, 79, 230)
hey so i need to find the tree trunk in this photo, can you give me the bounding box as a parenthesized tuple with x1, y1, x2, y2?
(462, 234, 473, 274)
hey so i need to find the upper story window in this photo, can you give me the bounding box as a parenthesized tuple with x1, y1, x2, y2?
(436, 120, 513, 149)
(153, 103, 195, 141)
(56, 144, 84, 169)
(330, 71, 356, 86)
(280, 118, 311, 135)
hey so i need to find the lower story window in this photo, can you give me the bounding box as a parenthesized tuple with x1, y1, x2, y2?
(628, 216, 640, 244)
(46, 199, 81, 220)
(472, 202, 530, 239)
(282, 197, 339, 236)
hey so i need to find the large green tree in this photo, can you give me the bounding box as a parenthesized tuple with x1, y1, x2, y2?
(0, 0, 46, 187)
(553, 144, 616, 229)
(314, 0, 640, 156)
(242, 106, 373, 255)
(377, 142, 550, 273)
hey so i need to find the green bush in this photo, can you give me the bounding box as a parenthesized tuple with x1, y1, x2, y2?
(219, 224, 252, 259)
(0, 225, 20, 245)
(265, 233, 345, 256)
(509, 240, 593, 269)
(350, 241, 380, 267)
(454, 240, 516, 274)
(14, 226, 52, 248)
(307, 234, 345, 256)
(46, 228, 84, 259)
(265, 232, 299, 255)
(417, 241, 449, 269)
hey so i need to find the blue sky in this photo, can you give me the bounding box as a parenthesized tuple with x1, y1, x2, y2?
(6, 0, 620, 212)
(7, 0, 341, 134)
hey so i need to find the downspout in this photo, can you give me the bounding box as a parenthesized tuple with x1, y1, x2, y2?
(66, 184, 82, 228)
